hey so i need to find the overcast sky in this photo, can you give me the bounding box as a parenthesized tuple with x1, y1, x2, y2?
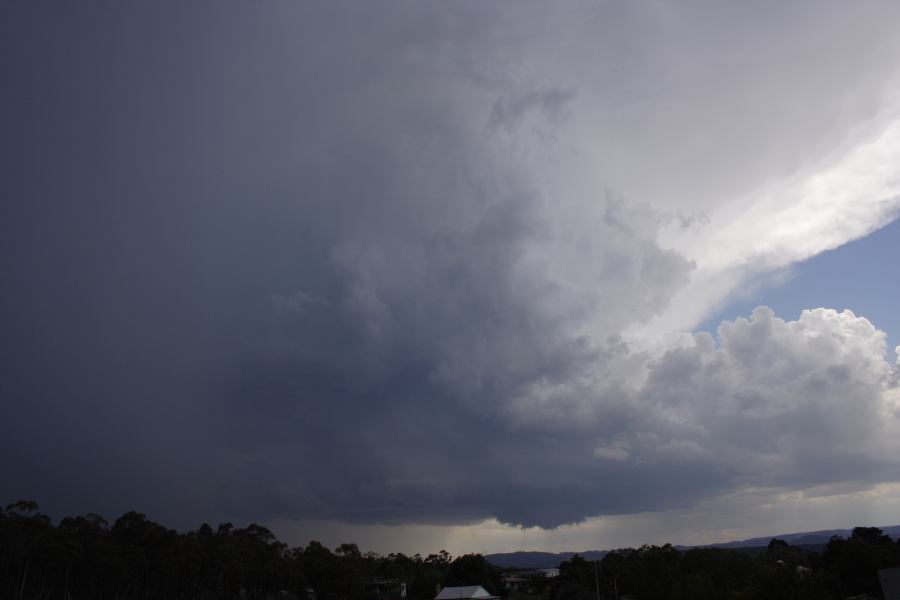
(3, 1, 900, 555)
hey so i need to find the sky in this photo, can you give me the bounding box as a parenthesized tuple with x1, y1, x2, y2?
(701, 216, 900, 363)
(2, 1, 900, 556)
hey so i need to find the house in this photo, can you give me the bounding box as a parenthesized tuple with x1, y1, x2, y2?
(533, 568, 559, 578)
(434, 585, 499, 600)
(502, 568, 560, 592)
(880, 567, 900, 600)
(365, 577, 407, 600)
(501, 574, 530, 592)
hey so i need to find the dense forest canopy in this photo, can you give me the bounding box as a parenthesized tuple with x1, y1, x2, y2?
(2, 501, 899, 600)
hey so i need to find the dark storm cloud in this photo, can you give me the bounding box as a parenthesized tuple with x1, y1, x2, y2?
(2, 1, 899, 532)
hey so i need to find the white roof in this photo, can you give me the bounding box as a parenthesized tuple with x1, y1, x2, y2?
(435, 586, 494, 600)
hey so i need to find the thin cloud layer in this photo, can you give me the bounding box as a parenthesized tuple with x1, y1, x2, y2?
(1, 1, 900, 535)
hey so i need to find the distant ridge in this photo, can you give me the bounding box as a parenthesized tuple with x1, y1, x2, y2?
(703, 524, 900, 550)
(485, 525, 900, 569)
(485, 551, 607, 569)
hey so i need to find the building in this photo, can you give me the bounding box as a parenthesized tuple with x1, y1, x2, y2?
(434, 585, 499, 600)
(880, 567, 900, 600)
(364, 577, 407, 600)
(502, 568, 560, 593)
(534, 568, 559, 578)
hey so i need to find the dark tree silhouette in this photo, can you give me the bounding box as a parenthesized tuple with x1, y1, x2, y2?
(444, 554, 502, 595)
(3, 500, 900, 600)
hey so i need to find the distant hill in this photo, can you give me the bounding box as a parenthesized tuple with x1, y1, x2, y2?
(705, 525, 900, 550)
(485, 525, 900, 569)
(486, 550, 607, 569)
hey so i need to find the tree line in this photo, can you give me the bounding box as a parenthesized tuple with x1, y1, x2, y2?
(0, 500, 501, 600)
(2, 500, 899, 600)
(557, 527, 900, 600)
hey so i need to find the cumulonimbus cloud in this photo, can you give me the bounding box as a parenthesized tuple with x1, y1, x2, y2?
(2, 0, 900, 531)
